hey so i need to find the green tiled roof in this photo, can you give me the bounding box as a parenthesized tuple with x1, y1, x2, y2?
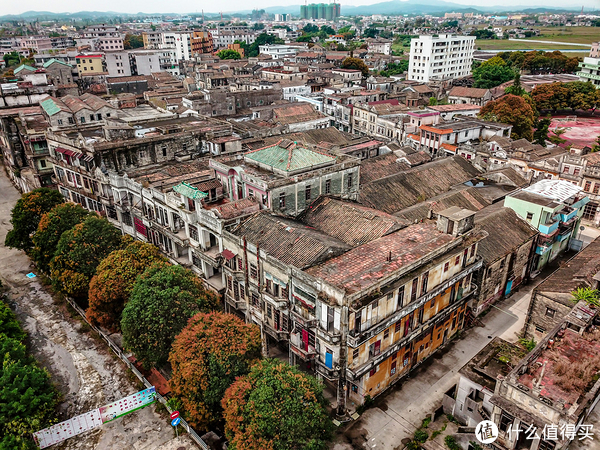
(40, 97, 61, 116)
(43, 58, 72, 68)
(245, 143, 335, 172)
(173, 182, 208, 200)
(14, 64, 36, 74)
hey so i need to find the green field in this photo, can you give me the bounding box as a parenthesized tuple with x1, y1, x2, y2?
(521, 26, 600, 44)
(475, 26, 598, 52)
(475, 39, 589, 51)
(391, 42, 411, 55)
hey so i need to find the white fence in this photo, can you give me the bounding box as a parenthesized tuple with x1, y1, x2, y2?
(64, 297, 210, 450)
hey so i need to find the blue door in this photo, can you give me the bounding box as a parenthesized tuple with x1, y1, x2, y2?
(505, 280, 513, 296)
(325, 351, 333, 369)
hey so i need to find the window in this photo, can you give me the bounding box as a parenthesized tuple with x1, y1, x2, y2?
(411, 278, 418, 302)
(444, 262, 449, 272)
(369, 367, 377, 377)
(563, 165, 570, 173)
(248, 188, 254, 198)
(250, 264, 258, 279)
(369, 340, 381, 357)
(574, 168, 580, 176)
(397, 286, 405, 309)
(585, 181, 592, 192)
(545, 307, 556, 318)
(455, 255, 460, 265)
(347, 173, 353, 189)
(39, 159, 47, 168)
(421, 271, 429, 295)
(353, 348, 359, 360)
(395, 321, 402, 333)
(279, 192, 286, 209)
(325, 179, 331, 194)
(305, 185, 311, 201)
(384, 329, 389, 340)
(499, 413, 513, 433)
(594, 184, 600, 195)
(162, 147, 167, 157)
(535, 325, 546, 333)
(80, 116, 85, 123)
(526, 212, 534, 220)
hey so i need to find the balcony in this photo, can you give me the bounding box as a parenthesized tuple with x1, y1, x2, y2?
(535, 242, 552, 256)
(348, 259, 482, 347)
(263, 322, 289, 341)
(290, 332, 317, 360)
(290, 306, 317, 328)
(225, 293, 247, 311)
(205, 273, 225, 292)
(538, 219, 559, 236)
(559, 208, 577, 223)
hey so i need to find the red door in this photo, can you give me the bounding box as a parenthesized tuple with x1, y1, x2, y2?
(302, 329, 309, 351)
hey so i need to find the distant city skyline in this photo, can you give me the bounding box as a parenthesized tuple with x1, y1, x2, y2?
(2, 0, 599, 16)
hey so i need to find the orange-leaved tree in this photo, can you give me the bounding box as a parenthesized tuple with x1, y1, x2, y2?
(169, 312, 261, 430)
(222, 358, 334, 450)
(86, 241, 167, 331)
(49, 215, 125, 299)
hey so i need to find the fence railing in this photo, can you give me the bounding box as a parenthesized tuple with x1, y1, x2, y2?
(64, 296, 210, 450)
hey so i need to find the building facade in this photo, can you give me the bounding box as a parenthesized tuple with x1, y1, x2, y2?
(408, 34, 475, 82)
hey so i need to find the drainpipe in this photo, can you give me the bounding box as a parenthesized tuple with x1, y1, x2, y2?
(336, 304, 349, 417)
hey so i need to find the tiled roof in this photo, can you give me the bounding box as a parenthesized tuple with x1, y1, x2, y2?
(535, 238, 600, 295)
(40, 96, 68, 116)
(173, 181, 208, 200)
(394, 186, 490, 223)
(474, 204, 537, 264)
(212, 197, 260, 220)
(359, 153, 410, 185)
(448, 86, 489, 98)
(232, 212, 350, 269)
(306, 223, 455, 294)
(300, 196, 408, 247)
(359, 156, 482, 214)
(42, 58, 72, 68)
(245, 140, 335, 173)
(14, 64, 36, 74)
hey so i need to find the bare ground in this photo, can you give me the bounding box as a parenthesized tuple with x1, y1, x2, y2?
(0, 166, 196, 450)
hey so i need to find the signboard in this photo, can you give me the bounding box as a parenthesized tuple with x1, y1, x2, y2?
(170, 411, 180, 420)
(33, 387, 156, 449)
(99, 387, 156, 423)
(171, 417, 181, 426)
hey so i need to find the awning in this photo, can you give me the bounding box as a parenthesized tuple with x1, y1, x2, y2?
(55, 147, 83, 158)
(221, 249, 236, 261)
(83, 154, 94, 162)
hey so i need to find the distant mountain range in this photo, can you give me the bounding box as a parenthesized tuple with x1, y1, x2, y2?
(0, 0, 596, 21)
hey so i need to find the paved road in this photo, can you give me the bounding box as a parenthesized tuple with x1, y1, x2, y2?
(0, 167, 195, 449)
(508, 38, 592, 47)
(333, 227, 600, 450)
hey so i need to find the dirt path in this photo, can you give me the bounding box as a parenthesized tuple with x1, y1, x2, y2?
(0, 167, 196, 450)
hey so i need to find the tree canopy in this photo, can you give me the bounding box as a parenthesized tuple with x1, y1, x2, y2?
(472, 56, 516, 89)
(0, 299, 58, 450)
(169, 312, 261, 429)
(240, 33, 284, 58)
(341, 57, 369, 77)
(31, 203, 89, 274)
(123, 34, 144, 49)
(87, 241, 167, 331)
(217, 49, 242, 60)
(49, 215, 124, 299)
(5, 188, 64, 252)
(380, 60, 409, 77)
(222, 359, 334, 450)
(121, 264, 220, 368)
(479, 94, 536, 141)
(531, 81, 600, 113)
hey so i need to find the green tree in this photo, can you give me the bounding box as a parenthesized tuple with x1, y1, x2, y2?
(87, 241, 167, 331)
(0, 303, 26, 341)
(31, 203, 89, 273)
(245, 33, 284, 57)
(593, 135, 600, 153)
(380, 60, 409, 77)
(49, 215, 124, 299)
(567, 81, 598, 112)
(472, 56, 515, 89)
(479, 94, 536, 141)
(320, 25, 335, 35)
(504, 73, 527, 97)
(532, 82, 572, 113)
(222, 359, 334, 450)
(341, 57, 370, 77)
(169, 312, 261, 429)
(121, 264, 220, 368)
(5, 188, 64, 252)
(2, 51, 21, 67)
(123, 34, 144, 49)
(217, 49, 242, 60)
(533, 116, 551, 147)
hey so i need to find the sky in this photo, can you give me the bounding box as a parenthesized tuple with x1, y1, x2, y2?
(2, 0, 599, 16)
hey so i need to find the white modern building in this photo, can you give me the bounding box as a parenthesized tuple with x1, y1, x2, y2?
(408, 34, 475, 82)
(161, 32, 192, 61)
(577, 43, 600, 87)
(258, 44, 298, 60)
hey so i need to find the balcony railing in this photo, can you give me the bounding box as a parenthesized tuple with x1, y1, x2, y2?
(290, 306, 317, 328)
(538, 220, 559, 236)
(348, 258, 482, 347)
(289, 332, 317, 360)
